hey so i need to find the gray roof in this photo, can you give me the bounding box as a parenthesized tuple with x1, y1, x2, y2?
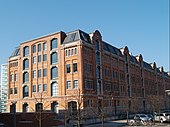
(10, 47, 20, 58)
(102, 41, 122, 57)
(130, 55, 138, 64)
(156, 68, 161, 74)
(63, 29, 91, 44)
(164, 72, 169, 77)
(143, 61, 153, 70)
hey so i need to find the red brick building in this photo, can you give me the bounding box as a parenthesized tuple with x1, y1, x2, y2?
(7, 29, 170, 119)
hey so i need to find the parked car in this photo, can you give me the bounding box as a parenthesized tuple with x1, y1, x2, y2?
(154, 113, 170, 123)
(0, 123, 6, 127)
(134, 114, 151, 122)
(146, 114, 154, 122)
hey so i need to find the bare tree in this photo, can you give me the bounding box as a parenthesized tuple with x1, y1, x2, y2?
(147, 95, 162, 113)
(58, 96, 69, 127)
(30, 92, 51, 127)
(59, 88, 84, 127)
(70, 88, 84, 127)
(88, 96, 113, 127)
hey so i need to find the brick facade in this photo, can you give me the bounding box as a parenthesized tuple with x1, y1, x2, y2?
(7, 29, 170, 118)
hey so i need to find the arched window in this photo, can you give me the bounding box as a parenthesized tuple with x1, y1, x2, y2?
(95, 41, 99, 50)
(23, 85, 29, 98)
(23, 72, 29, 83)
(35, 103, 43, 112)
(23, 103, 28, 112)
(96, 51, 100, 65)
(23, 59, 29, 70)
(10, 103, 16, 113)
(51, 38, 58, 50)
(51, 52, 58, 64)
(51, 82, 58, 96)
(23, 46, 29, 57)
(68, 101, 77, 116)
(51, 102, 58, 113)
(51, 67, 58, 79)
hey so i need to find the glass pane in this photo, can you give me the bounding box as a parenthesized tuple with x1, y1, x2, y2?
(51, 82, 58, 96)
(51, 38, 58, 50)
(51, 52, 57, 64)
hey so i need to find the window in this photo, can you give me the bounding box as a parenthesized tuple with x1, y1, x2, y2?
(96, 66, 101, 79)
(75, 48, 77, 55)
(38, 69, 41, 78)
(105, 83, 111, 91)
(113, 84, 119, 92)
(112, 71, 115, 79)
(68, 101, 77, 116)
(73, 80, 78, 89)
(68, 50, 70, 56)
(33, 85, 36, 92)
(95, 41, 99, 50)
(128, 86, 130, 97)
(10, 74, 13, 82)
(33, 45, 36, 53)
(23, 103, 28, 112)
(10, 88, 13, 94)
(87, 100, 93, 107)
(84, 63, 93, 74)
(38, 44, 41, 52)
(10, 103, 16, 113)
(51, 38, 58, 50)
(33, 70, 36, 78)
(38, 55, 41, 62)
(105, 68, 110, 77)
(66, 64, 71, 73)
(36, 103, 43, 112)
(43, 68, 47, 77)
(23, 59, 29, 70)
(14, 73, 18, 81)
(23, 46, 29, 57)
(73, 63, 77, 72)
(85, 80, 94, 90)
(115, 71, 119, 80)
(71, 49, 74, 55)
(51, 102, 58, 113)
(108, 100, 112, 107)
(96, 51, 100, 65)
(38, 84, 42, 92)
(51, 82, 58, 96)
(65, 50, 68, 56)
(43, 54, 47, 61)
(23, 86, 29, 98)
(66, 81, 71, 89)
(14, 87, 17, 94)
(43, 84, 47, 91)
(33, 56, 36, 64)
(43, 43, 47, 50)
(89, 64, 93, 73)
(23, 72, 29, 83)
(51, 52, 58, 64)
(51, 67, 58, 79)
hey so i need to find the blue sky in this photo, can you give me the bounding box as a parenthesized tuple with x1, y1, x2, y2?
(0, 0, 169, 71)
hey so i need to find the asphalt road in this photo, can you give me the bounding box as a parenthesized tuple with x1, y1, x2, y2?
(84, 120, 170, 127)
